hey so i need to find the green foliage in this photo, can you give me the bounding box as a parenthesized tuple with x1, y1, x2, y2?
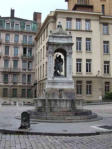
(104, 92, 112, 100)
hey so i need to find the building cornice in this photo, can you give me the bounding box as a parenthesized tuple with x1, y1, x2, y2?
(100, 15, 112, 19)
(0, 29, 36, 34)
(55, 9, 102, 16)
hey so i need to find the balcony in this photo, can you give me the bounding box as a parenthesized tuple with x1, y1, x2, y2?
(73, 0, 93, 12)
(3, 55, 10, 59)
(10, 68, 21, 73)
(12, 56, 19, 60)
(5, 40, 10, 44)
(2, 68, 10, 72)
(2, 68, 21, 73)
(3, 80, 8, 84)
(21, 54, 34, 60)
(22, 41, 34, 46)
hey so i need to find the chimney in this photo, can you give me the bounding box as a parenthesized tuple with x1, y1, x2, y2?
(11, 9, 15, 18)
(33, 12, 41, 29)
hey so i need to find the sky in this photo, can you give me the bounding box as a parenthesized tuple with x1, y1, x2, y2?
(0, 0, 67, 22)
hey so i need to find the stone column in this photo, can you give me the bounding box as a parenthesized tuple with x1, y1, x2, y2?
(47, 47, 54, 80)
(69, 51, 72, 79)
(66, 50, 72, 80)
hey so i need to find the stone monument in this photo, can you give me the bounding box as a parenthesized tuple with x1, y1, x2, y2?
(33, 23, 98, 121)
(37, 23, 76, 114)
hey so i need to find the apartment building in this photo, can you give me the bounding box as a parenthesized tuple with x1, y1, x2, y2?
(0, 9, 41, 102)
(65, 0, 112, 16)
(35, 0, 112, 101)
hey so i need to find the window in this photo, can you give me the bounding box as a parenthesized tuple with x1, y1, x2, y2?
(86, 38, 91, 51)
(3, 74, 8, 84)
(5, 46, 9, 56)
(104, 61, 110, 74)
(27, 89, 32, 98)
(13, 60, 18, 69)
(43, 29, 45, 41)
(15, 24, 19, 30)
(28, 61, 32, 70)
(3, 88, 8, 97)
(76, 81, 82, 95)
(12, 88, 17, 97)
(86, 81, 92, 95)
(28, 36, 32, 44)
(43, 46, 45, 59)
(21, 89, 26, 98)
(13, 74, 18, 84)
(40, 66, 41, 80)
(76, 59, 82, 73)
(46, 25, 48, 38)
(5, 34, 10, 42)
(22, 61, 27, 70)
(103, 24, 109, 35)
(102, 4, 105, 15)
(105, 82, 110, 93)
(76, 37, 82, 51)
(86, 59, 92, 73)
(85, 20, 91, 30)
(77, 0, 89, 5)
(23, 47, 27, 56)
(76, 19, 81, 30)
(28, 48, 32, 57)
(14, 34, 19, 43)
(26, 25, 31, 31)
(103, 41, 109, 54)
(27, 74, 31, 84)
(46, 62, 47, 76)
(66, 18, 72, 29)
(6, 23, 10, 29)
(0, 20, 3, 28)
(14, 47, 18, 56)
(22, 74, 26, 84)
(23, 35, 27, 43)
(40, 49, 42, 61)
(11, 21, 14, 29)
(4, 60, 9, 68)
(43, 64, 44, 78)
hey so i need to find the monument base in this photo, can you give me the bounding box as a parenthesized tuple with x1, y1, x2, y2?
(31, 97, 99, 122)
(32, 88, 99, 122)
(35, 88, 77, 113)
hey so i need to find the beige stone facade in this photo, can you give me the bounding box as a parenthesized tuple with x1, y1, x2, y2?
(35, 8, 112, 101)
(65, 0, 112, 16)
(0, 9, 41, 103)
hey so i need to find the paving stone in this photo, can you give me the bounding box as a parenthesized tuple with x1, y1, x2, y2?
(0, 133, 111, 149)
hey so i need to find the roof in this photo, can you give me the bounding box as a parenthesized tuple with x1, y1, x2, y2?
(0, 17, 36, 23)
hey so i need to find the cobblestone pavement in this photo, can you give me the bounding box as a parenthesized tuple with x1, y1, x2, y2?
(0, 105, 112, 134)
(0, 104, 112, 148)
(0, 133, 112, 149)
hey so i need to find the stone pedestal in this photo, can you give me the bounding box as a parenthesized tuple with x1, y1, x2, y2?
(36, 87, 76, 113)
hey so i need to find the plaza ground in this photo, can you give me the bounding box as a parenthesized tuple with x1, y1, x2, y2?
(0, 133, 112, 149)
(0, 104, 112, 148)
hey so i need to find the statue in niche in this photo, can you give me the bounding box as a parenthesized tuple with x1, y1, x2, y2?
(54, 54, 63, 76)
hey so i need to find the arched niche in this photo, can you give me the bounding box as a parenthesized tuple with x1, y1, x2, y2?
(54, 49, 67, 77)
